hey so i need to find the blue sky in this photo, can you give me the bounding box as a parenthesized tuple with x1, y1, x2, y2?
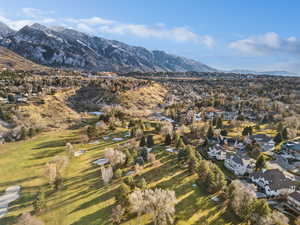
(0, 0, 300, 73)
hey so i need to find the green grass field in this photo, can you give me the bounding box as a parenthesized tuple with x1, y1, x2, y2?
(0, 127, 244, 225)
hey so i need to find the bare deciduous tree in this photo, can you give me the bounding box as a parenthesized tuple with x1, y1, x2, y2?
(66, 142, 73, 156)
(129, 188, 176, 225)
(44, 163, 57, 185)
(101, 165, 113, 185)
(160, 122, 173, 137)
(110, 204, 125, 224)
(104, 148, 126, 167)
(144, 188, 176, 225)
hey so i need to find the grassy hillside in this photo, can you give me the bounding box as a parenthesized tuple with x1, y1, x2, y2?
(0, 125, 244, 225)
(16, 90, 81, 129)
(0, 46, 47, 71)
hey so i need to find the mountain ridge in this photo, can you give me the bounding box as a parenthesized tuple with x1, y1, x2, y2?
(0, 22, 216, 72)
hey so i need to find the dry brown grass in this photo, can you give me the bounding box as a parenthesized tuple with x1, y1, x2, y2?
(0, 46, 47, 71)
(15, 89, 80, 129)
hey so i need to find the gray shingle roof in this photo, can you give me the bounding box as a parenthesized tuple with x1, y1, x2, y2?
(250, 169, 294, 191)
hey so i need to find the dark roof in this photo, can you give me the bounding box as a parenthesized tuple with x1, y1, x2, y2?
(251, 134, 272, 142)
(227, 153, 244, 165)
(250, 169, 294, 191)
(289, 191, 300, 202)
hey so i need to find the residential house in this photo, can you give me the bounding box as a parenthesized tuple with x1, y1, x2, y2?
(281, 141, 300, 160)
(251, 134, 275, 152)
(224, 153, 255, 176)
(287, 191, 300, 214)
(250, 169, 295, 197)
(207, 144, 227, 160)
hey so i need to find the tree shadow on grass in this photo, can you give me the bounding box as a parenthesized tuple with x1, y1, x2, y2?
(68, 184, 119, 215)
(32, 138, 78, 150)
(30, 148, 65, 160)
(70, 205, 113, 225)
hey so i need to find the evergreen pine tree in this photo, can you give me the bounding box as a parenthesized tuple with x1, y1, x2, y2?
(33, 189, 46, 214)
(140, 136, 146, 147)
(146, 135, 154, 147)
(164, 133, 172, 145)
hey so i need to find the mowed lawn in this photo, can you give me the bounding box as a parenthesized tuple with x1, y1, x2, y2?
(0, 128, 244, 225)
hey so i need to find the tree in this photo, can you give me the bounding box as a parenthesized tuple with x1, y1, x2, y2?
(220, 129, 228, 136)
(15, 213, 44, 225)
(66, 142, 74, 157)
(138, 178, 148, 190)
(20, 127, 27, 140)
(282, 127, 288, 140)
(140, 136, 146, 147)
(197, 160, 226, 193)
(28, 128, 36, 138)
(186, 146, 201, 173)
(148, 153, 156, 163)
(216, 117, 223, 129)
(105, 148, 126, 167)
(252, 199, 271, 220)
(124, 150, 134, 166)
(44, 163, 57, 185)
(256, 154, 267, 170)
(228, 180, 257, 221)
(110, 205, 125, 224)
(114, 168, 123, 179)
(242, 126, 253, 136)
(87, 124, 97, 140)
(115, 182, 131, 206)
(129, 188, 177, 225)
(206, 125, 214, 139)
(177, 148, 188, 162)
(164, 134, 172, 146)
(101, 165, 113, 185)
(160, 122, 173, 136)
(141, 147, 148, 162)
(274, 132, 282, 145)
(145, 188, 176, 225)
(176, 137, 185, 149)
(128, 189, 147, 224)
(33, 189, 47, 214)
(147, 135, 155, 147)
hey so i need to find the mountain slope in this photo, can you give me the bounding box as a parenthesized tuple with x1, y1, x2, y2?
(0, 46, 47, 70)
(229, 69, 299, 77)
(0, 22, 216, 72)
(0, 21, 15, 38)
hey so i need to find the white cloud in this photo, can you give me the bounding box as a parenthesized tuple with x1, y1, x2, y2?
(22, 8, 54, 19)
(0, 8, 214, 47)
(229, 32, 300, 55)
(98, 23, 215, 47)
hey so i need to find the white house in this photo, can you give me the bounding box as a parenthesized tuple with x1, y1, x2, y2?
(207, 145, 227, 160)
(287, 191, 300, 214)
(249, 169, 295, 197)
(251, 134, 275, 152)
(224, 153, 255, 176)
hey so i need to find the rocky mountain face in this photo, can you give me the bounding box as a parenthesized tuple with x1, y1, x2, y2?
(0, 22, 216, 72)
(0, 22, 15, 38)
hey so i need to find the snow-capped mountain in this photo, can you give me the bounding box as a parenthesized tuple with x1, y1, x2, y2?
(0, 22, 15, 39)
(0, 22, 216, 72)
